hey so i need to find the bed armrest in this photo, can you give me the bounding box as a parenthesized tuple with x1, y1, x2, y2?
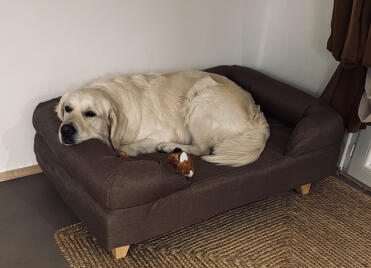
(205, 65, 317, 125)
(285, 101, 344, 156)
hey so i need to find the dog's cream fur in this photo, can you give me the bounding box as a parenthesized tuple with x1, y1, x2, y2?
(56, 70, 269, 166)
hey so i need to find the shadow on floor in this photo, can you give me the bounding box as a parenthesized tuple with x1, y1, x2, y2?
(0, 173, 79, 268)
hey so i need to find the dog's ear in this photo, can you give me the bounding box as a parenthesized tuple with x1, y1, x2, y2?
(107, 95, 140, 150)
(56, 93, 71, 121)
(108, 109, 123, 150)
(55, 99, 64, 121)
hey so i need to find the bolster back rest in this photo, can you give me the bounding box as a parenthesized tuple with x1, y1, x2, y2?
(205, 65, 317, 125)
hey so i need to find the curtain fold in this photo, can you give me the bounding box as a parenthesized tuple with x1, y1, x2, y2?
(358, 68, 371, 122)
(321, 0, 371, 132)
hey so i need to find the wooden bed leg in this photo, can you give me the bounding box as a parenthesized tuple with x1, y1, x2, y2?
(296, 183, 311, 195)
(111, 245, 130, 259)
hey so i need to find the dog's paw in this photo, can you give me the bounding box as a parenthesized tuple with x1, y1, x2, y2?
(156, 142, 178, 153)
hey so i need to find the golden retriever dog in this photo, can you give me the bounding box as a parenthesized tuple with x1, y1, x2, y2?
(56, 70, 269, 166)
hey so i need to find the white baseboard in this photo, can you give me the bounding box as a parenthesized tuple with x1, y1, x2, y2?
(0, 165, 43, 183)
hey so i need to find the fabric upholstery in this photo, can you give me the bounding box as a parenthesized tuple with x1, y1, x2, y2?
(286, 100, 344, 156)
(33, 65, 344, 250)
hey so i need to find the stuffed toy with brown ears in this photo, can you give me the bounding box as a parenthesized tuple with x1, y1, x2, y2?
(167, 148, 194, 177)
(118, 147, 194, 177)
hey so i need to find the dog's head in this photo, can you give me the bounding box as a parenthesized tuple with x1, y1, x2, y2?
(56, 88, 124, 149)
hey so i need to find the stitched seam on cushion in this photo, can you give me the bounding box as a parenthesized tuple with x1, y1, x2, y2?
(105, 170, 120, 209)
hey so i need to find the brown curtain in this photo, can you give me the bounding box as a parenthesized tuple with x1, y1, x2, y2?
(321, 0, 371, 132)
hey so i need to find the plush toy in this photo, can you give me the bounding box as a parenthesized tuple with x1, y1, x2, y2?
(118, 148, 194, 177)
(167, 148, 194, 177)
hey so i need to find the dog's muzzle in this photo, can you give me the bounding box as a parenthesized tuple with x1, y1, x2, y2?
(60, 123, 76, 144)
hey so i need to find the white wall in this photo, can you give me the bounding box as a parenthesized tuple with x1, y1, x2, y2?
(0, 0, 337, 172)
(0, 0, 244, 172)
(243, 0, 338, 96)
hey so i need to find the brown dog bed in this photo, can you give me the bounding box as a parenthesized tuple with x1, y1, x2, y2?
(33, 65, 344, 258)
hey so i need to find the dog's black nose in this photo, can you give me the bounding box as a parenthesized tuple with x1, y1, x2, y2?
(61, 124, 76, 139)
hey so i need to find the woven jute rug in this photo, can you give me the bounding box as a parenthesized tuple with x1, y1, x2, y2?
(55, 177, 371, 267)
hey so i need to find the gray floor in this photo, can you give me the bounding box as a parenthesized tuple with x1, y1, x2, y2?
(0, 173, 79, 268)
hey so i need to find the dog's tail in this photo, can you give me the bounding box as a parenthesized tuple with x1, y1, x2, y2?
(202, 124, 270, 167)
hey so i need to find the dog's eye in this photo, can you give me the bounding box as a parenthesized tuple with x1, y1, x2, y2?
(65, 105, 73, 113)
(84, 111, 96, 118)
